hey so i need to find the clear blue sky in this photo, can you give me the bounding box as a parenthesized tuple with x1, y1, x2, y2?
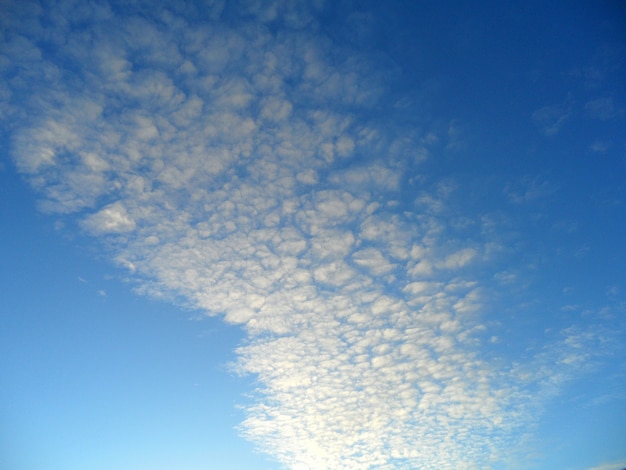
(1, 1, 625, 469)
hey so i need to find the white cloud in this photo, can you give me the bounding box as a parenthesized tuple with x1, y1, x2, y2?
(590, 140, 610, 153)
(585, 97, 621, 121)
(82, 202, 136, 234)
(532, 102, 571, 136)
(2, 1, 622, 469)
(352, 247, 395, 275)
(439, 248, 477, 270)
(504, 175, 554, 205)
(587, 461, 626, 470)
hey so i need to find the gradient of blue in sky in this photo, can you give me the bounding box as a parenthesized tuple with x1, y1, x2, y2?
(1, 1, 625, 469)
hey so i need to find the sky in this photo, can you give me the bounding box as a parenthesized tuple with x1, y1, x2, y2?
(1, 0, 625, 469)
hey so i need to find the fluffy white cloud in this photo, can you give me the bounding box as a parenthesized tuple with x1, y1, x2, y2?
(82, 202, 136, 234)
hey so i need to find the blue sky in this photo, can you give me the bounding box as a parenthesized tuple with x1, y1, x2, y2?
(1, 0, 625, 469)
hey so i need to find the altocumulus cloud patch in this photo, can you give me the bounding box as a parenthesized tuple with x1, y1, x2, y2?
(1, 1, 624, 469)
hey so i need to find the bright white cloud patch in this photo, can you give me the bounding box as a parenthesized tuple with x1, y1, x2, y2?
(1, 1, 624, 469)
(82, 202, 136, 234)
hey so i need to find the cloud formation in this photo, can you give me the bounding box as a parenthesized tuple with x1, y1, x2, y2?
(531, 102, 571, 136)
(1, 1, 622, 468)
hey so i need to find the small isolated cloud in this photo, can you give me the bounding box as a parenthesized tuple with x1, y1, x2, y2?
(532, 103, 571, 136)
(590, 140, 610, 153)
(445, 119, 466, 151)
(505, 176, 554, 204)
(585, 97, 621, 120)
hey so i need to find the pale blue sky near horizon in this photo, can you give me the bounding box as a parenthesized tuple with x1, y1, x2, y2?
(1, 1, 626, 469)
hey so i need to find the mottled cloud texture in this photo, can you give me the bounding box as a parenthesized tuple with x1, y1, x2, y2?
(1, 1, 621, 468)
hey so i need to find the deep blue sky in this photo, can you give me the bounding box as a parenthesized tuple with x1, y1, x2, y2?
(1, 1, 625, 469)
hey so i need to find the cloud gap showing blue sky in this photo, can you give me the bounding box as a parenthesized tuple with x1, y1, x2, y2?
(1, 0, 625, 469)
